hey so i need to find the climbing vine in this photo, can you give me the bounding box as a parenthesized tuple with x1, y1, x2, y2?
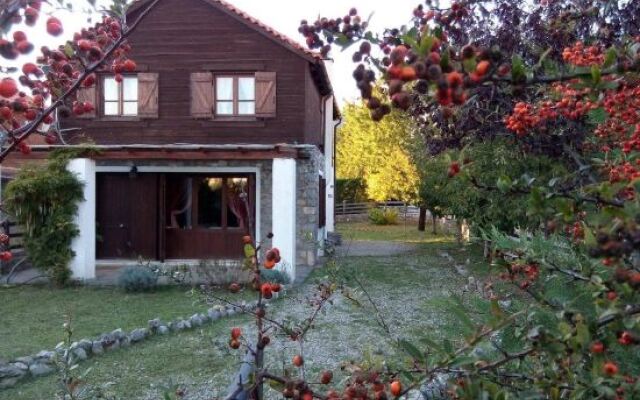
(4, 151, 85, 286)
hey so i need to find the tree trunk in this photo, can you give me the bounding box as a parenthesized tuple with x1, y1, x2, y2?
(418, 206, 427, 232)
(432, 213, 438, 235)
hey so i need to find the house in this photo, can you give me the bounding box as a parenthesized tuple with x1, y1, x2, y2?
(9, 0, 339, 282)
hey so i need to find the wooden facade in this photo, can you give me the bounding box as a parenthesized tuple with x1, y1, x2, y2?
(64, 0, 330, 148)
(49, 0, 338, 264)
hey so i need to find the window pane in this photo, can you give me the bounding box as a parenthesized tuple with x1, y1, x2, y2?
(122, 77, 138, 101)
(238, 77, 255, 100)
(216, 77, 233, 101)
(104, 102, 119, 116)
(123, 101, 138, 116)
(227, 178, 248, 228)
(198, 178, 223, 228)
(216, 101, 233, 115)
(103, 77, 118, 101)
(238, 101, 255, 115)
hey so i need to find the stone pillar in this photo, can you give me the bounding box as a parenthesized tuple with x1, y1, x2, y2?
(67, 158, 96, 280)
(272, 158, 297, 282)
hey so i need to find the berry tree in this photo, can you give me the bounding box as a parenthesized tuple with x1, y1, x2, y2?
(0, 0, 160, 162)
(284, 0, 640, 398)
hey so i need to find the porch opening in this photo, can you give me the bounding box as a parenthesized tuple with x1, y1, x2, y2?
(96, 172, 256, 261)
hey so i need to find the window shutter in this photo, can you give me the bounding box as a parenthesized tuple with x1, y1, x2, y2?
(138, 72, 159, 118)
(255, 72, 276, 118)
(76, 84, 97, 119)
(190, 72, 213, 119)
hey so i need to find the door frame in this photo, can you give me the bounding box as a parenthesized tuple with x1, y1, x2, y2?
(95, 165, 262, 262)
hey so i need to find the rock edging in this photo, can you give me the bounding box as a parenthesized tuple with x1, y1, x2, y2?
(0, 292, 281, 390)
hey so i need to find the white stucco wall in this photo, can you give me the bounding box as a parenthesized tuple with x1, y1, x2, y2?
(67, 158, 96, 280)
(323, 95, 338, 234)
(271, 158, 297, 281)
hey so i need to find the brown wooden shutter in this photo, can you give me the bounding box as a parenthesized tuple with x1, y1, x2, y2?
(190, 72, 213, 119)
(255, 72, 276, 118)
(76, 84, 97, 118)
(138, 72, 159, 118)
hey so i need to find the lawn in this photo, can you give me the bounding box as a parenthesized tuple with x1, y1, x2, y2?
(0, 285, 253, 360)
(1, 223, 488, 399)
(336, 220, 455, 243)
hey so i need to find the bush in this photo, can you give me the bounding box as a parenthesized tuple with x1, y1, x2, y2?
(117, 266, 158, 292)
(4, 153, 85, 286)
(260, 268, 291, 285)
(368, 208, 398, 225)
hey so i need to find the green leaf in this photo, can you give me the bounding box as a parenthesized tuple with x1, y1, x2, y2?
(64, 42, 75, 59)
(269, 379, 285, 392)
(418, 35, 435, 57)
(511, 55, 526, 82)
(587, 108, 607, 125)
(497, 176, 512, 193)
(591, 65, 601, 85)
(243, 244, 255, 258)
(603, 47, 617, 68)
(419, 336, 446, 354)
(398, 339, 425, 362)
(463, 58, 477, 73)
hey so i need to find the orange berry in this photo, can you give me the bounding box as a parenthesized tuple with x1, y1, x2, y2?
(292, 354, 304, 367)
(231, 327, 242, 339)
(390, 380, 402, 397)
(476, 60, 490, 76)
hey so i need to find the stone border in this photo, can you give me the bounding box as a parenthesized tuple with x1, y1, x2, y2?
(0, 292, 282, 390)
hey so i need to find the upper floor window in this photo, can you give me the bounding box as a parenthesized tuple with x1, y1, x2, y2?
(215, 76, 255, 116)
(103, 76, 138, 117)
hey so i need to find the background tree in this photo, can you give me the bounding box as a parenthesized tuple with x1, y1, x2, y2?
(337, 102, 420, 202)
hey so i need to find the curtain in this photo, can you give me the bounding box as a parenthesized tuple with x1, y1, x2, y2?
(227, 181, 250, 233)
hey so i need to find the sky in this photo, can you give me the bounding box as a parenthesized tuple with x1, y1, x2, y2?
(5, 0, 425, 104)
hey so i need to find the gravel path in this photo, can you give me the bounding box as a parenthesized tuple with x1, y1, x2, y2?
(336, 239, 419, 257)
(157, 242, 469, 400)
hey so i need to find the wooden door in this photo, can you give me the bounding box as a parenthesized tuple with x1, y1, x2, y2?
(96, 173, 159, 259)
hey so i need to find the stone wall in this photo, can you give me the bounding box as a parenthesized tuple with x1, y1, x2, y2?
(295, 149, 324, 267)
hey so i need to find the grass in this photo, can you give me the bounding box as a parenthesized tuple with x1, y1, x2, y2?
(336, 220, 455, 243)
(0, 285, 253, 360)
(1, 223, 488, 399)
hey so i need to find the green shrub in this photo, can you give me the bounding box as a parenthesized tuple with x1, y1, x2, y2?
(260, 268, 291, 284)
(117, 266, 158, 292)
(368, 208, 399, 225)
(4, 153, 85, 286)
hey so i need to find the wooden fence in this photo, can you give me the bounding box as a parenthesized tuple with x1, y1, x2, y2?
(0, 219, 27, 280)
(335, 201, 420, 218)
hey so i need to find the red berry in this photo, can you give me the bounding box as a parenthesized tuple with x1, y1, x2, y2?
(448, 162, 461, 178)
(261, 283, 273, 299)
(13, 31, 27, 42)
(19, 142, 31, 155)
(591, 342, 605, 353)
(46, 17, 63, 36)
(77, 40, 92, 52)
(0, 78, 18, 98)
(24, 109, 37, 120)
(44, 133, 57, 145)
(123, 59, 137, 72)
(0, 106, 13, 120)
(292, 354, 304, 367)
(230, 327, 242, 339)
(603, 361, 619, 376)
